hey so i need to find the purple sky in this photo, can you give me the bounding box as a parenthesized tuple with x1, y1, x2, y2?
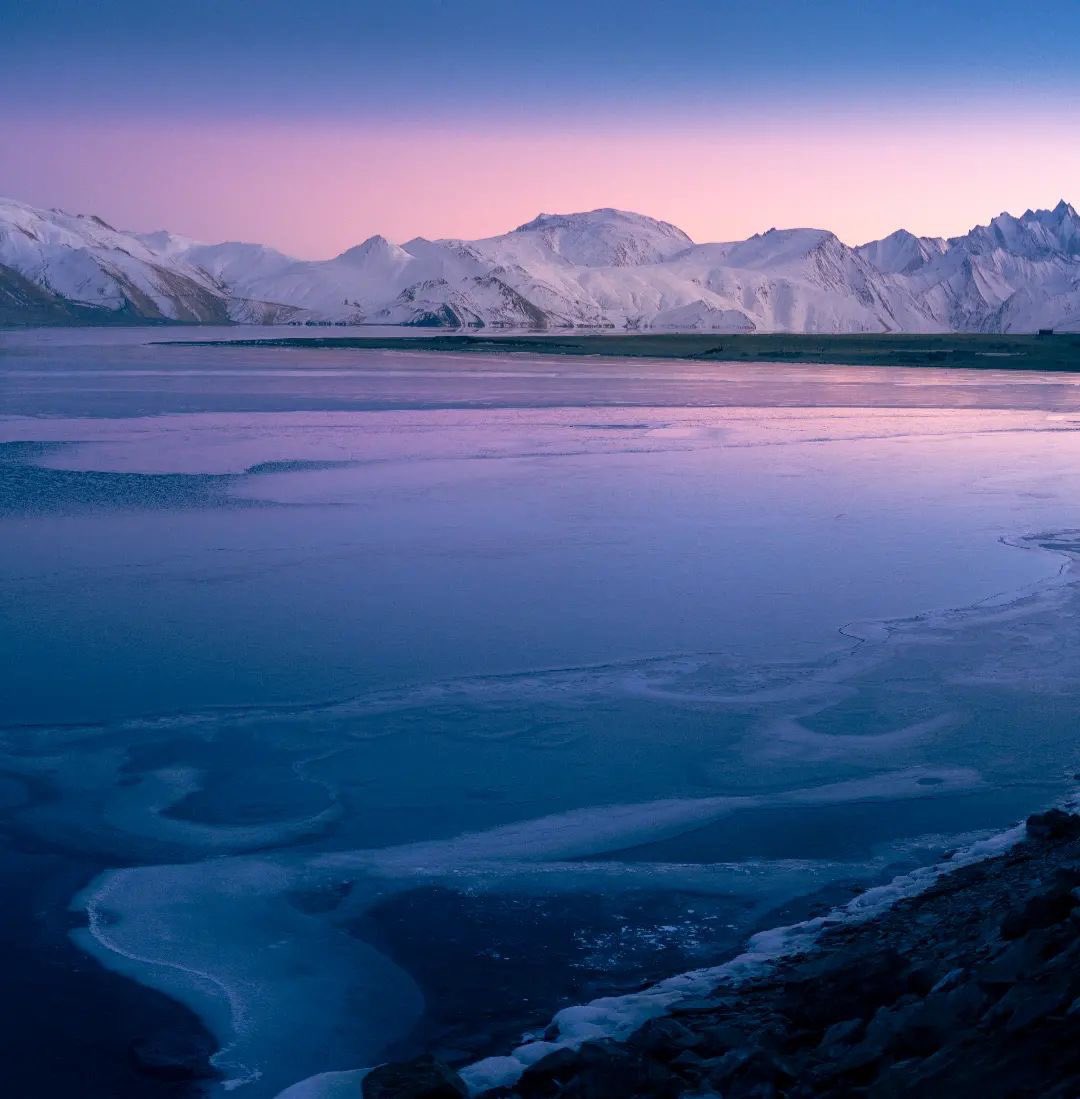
(3, 1, 1078, 256)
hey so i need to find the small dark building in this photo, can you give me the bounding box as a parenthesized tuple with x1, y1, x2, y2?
(1036, 328, 1055, 338)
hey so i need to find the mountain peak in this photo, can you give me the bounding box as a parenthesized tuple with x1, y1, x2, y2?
(856, 228, 948, 275)
(335, 234, 407, 264)
(963, 201, 1080, 258)
(514, 207, 683, 232)
(722, 227, 843, 271)
(1016, 200, 1078, 223)
(508, 208, 693, 267)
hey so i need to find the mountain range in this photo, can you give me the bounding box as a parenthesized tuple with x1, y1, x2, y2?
(2, 195, 1079, 332)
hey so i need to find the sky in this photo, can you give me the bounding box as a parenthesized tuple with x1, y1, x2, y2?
(1, 0, 1079, 257)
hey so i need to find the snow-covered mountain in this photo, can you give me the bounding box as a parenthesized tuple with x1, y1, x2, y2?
(883, 200, 1080, 333)
(2, 196, 1078, 332)
(0, 197, 299, 326)
(496, 209, 695, 267)
(855, 229, 949, 276)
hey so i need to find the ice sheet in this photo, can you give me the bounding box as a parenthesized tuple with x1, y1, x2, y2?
(5, 334, 1080, 1096)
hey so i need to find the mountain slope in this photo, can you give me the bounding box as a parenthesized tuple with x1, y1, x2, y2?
(0, 198, 233, 323)
(859, 200, 1080, 333)
(855, 230, 948, 276)
(495, 209, 694, 268)
(0, 198, 305, 325)
(2, 196, 1078, 332)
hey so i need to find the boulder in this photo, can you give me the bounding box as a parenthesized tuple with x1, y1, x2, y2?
(627, 1016, 702, 1060)
(716, 1049, 796, 1099)
(515, 1047, 580, 1096)
(363, 1055, 468, 1099)
(697, 1020, 757, 1055)
(517, 1040, 679, 1099)
(986, 973, 1074, 1033)
(818, 1018, 864, 1049)
(779, 948, 909, 1028)
(999, 889, 1076, 940)
(978, 936, 1046, 986)
(1025, 809, 1080, 843)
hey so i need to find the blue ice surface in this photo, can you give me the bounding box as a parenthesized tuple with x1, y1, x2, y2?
(4, 326, 1080, 1096)
(0, 326, 1069, 726)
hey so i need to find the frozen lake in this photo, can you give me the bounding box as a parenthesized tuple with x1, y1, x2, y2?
(4, 327, 1080, 1096)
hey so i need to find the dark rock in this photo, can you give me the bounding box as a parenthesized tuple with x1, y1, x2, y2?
(1051, 864, 1080, 889)
(363, 1055, 468, 1099)
(819, 1017, 864, 1048)
(1040, 1075, 1080, 1099)
(669, 995, 730, 1017)
(128, 1031, 217, 1081)
(887, 1007, 948, 1058)
(515, 1047, 579, 1095)
(939, 980, 988, 1025)
(720, 1050, 797, 1099)
(779, 948, 909, 1029)
(986, 973, 1074, 1033)
(867, 1055, 931, 1097)
(1025, 809, 1080, 843)
(705, 1048, 751, 1087)
(904, 964, 938, 997)
(928, 967, 965, 994)
(999, 888, 1076, 939)
(857, 1001, 933, 1059)
(669, 1048, 705, 1072)
(979, 936, 1047, 985)
(698, 1021, 756, 1054)
(627, 1016, 701, 1059)
(518, 1040, 679, 1099)
(825, 1018, 895, 1079)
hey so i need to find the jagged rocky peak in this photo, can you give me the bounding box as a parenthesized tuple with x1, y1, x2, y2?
(1038, 199, 1080, 252)
(510, 208, 694, 267)
(961, 201, 1080, 258)
(1022, 199, 1078, 225)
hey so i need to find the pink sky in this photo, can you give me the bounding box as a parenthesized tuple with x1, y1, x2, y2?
(3, 110, 1079, 258)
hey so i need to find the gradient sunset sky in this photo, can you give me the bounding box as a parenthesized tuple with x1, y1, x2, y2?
(3, 0, 1079, 257)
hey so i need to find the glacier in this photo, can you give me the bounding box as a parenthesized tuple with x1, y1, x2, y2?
(2, 196, 1079, 332)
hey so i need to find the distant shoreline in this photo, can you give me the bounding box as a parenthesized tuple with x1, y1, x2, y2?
(161, 332, 1080, 372)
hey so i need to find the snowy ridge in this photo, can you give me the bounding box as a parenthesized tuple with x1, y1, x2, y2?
(0, 197, 297, 325)
(2, 196, 1079, 331)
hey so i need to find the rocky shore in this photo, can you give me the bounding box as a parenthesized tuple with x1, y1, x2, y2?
(366, 807, 1080, 1098)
